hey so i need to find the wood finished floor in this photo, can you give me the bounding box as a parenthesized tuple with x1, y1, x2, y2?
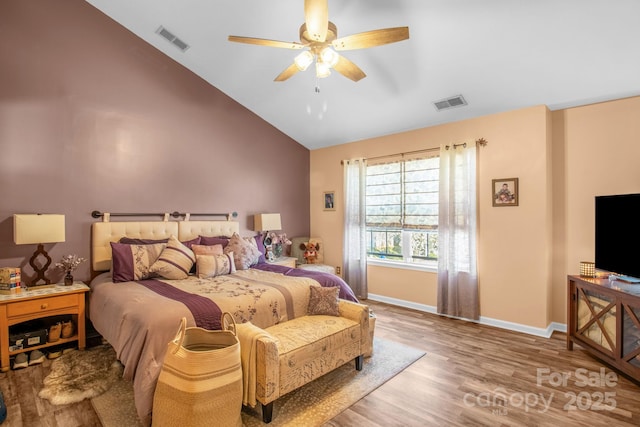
(326, 300, 640, 427)
(1, 300, 639, 426)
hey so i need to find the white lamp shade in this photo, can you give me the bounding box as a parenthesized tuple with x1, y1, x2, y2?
(316, 61, 331, 78)
(254, 213, 282, 232)
(14, 214, 66, 244)
(294, 51, 314, 71)
(319, 47, 339, 67)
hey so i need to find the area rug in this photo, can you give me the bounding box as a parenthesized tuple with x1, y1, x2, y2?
(39, 345, 123, 405)
(92, 337, 425, 427)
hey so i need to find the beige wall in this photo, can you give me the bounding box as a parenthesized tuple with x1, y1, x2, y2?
(313, 96, 640, 331)
(311, 105, 553, 329)
(551, 96, 640, 323)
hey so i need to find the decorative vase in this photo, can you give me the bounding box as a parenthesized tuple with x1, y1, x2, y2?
(273, 244, 283, 259)
(64, 272, 73, 286)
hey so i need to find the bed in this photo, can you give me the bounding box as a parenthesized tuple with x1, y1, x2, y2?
(87, 219, 358, 426)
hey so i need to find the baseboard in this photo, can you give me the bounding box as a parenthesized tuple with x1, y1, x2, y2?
(479, 317, 565, 338)
(549, 321, 567, 334)
(367, 294, 438, 315)
(367, 293, 567, 338)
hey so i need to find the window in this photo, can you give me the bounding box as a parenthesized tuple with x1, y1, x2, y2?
(365, 155, 439, 265)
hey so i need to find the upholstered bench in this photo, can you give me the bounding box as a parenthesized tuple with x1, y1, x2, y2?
(253, 299, 369, 423)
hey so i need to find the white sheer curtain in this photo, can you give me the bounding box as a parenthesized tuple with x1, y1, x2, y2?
(437, 144, 479, 320)
(343, 158, 368, 299)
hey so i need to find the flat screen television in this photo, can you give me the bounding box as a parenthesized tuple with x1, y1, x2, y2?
(595, 193, 640, 280)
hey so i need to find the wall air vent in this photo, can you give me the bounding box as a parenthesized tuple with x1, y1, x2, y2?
(156, 26, 190, 52)
(433, 95, 467, 111)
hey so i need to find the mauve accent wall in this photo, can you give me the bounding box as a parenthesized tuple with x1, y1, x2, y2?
(0, 0, 310, 283)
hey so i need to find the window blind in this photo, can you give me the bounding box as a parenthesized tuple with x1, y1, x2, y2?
(366, 156, 439, 230)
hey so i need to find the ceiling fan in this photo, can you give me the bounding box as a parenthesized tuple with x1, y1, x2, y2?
(228, 0, 409, 82)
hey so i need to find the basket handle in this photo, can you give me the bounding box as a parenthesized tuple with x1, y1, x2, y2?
(221, 312, 237, 336)
(171, 317, 187, 354)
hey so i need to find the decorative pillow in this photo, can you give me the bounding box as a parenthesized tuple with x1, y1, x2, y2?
(180, 237, 201, 249)
(196, 253, 236, 278)
(149, 236, 196, 280)
(223, 233, 261, 270)
(119, 236, 201, 248)
(191, 244, 224, 256)
(308, 286, 340, 316)
(254, 234, 267, 263)
(199, 236, 230, 247)
(110, 242, 166, 282)
(119, 237, 167, 244)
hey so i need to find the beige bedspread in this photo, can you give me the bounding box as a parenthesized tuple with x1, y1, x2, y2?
(89, 269, 317, 426)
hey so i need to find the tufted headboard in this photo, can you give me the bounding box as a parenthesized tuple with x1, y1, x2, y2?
(91, 220, 240, 273)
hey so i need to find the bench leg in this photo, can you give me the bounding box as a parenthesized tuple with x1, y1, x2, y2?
(355, 354, 364, 371)
(262, 402, 274, 423)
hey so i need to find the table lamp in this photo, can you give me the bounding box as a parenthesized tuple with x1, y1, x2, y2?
(13, 214, 66, 287)
(254, 213, 282, 243)
(254, 213, 282, 261)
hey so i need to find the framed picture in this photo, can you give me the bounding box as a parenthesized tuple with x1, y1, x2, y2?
(323, 191, 335, 211)
(492, 178, 519, 207)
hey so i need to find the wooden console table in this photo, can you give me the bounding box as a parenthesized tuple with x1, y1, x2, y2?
(567, 275, 640, 383)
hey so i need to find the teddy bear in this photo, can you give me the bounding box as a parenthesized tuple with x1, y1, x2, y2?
(300, 241, 320, 264)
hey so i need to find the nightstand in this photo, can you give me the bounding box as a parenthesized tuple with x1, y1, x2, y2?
(267, 257, 297, 268)
(0, 282, 89, 371)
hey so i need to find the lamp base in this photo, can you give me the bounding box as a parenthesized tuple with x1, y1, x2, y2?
(28, 243, 53, 287)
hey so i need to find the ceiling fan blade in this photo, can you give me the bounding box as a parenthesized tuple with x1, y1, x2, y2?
(228, 36, 304, 50)
(274, 63, 301, 82)
(304, 0, 329, 42)
(332, 27, 410, 51)
(333, 55, 366, 82)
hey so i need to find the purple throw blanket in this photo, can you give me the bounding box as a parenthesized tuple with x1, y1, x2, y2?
(252, 263, 359, 302)
(136, 280, 222, 329)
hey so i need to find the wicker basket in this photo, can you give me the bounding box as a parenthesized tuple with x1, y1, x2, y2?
(152, 314, 242, 427)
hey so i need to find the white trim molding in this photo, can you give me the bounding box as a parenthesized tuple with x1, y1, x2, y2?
(367, 293, 567, 338)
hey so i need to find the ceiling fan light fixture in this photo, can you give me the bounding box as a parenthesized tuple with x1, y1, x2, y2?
(228, 0, 409, 82)
(316, 61, 331, 78)
(294, 51, 314, 71)
(319, 47, 339, 68)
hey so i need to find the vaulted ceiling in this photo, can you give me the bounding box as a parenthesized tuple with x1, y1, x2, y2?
(85, 0, 640, 150)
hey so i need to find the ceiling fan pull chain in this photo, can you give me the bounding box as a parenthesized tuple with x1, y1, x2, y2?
(315, 77, 321, 93)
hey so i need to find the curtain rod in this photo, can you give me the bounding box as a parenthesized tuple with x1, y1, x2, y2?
(91, 211, 238, 220)
(445, 137, 488, 151)
(341, 138, 488, 164)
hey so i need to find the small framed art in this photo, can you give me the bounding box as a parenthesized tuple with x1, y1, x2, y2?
(323, 191, 335, 211)
(492, 178, 518, 207)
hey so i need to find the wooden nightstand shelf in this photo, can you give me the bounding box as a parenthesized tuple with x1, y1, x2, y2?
(0, 282, 89, 371)
(267, 257, 297, 268)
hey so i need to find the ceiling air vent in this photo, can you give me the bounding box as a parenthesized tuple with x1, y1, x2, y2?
(433, 95, 467, 111)
(156, 26, 190, 52)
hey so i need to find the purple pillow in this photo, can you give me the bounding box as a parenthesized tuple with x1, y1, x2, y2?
(110, 241, 166, 282)
(199, 236, 230, 247)
(119, 237, 167, 245)
(119, 236, 201, 248)
(254, 234, 266, 264)
(180, 237, 201, 249)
